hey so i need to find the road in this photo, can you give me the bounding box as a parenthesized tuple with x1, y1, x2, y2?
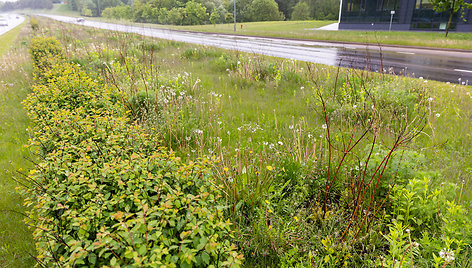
(39, 14, 472, 84)
(0, 14, 24, 37)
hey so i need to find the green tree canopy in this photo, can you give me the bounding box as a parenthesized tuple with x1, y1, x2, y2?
(246, 0, 284, 21)
(183, 1, 209, 25)
(291, 1, 311, 20)
(431, 0, 472, 36)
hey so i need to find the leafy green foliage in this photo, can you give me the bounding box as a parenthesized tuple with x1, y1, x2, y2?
(22, 36, 243, 267)
(246, 0, 284, 21)
(291, 1, 311, 20)
(28, 36, 65, 83)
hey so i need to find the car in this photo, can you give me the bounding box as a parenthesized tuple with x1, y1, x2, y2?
(76, 18, 84, 23)
(0, 18, 8, 27)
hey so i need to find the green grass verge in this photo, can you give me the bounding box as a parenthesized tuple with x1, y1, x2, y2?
(0, 22, 35, 268)
(22, 17, 472, 266)
(0, 21, 26, 56)
(171, 22, 472, 50)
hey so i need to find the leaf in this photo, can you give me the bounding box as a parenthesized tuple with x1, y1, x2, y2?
(201, 251, 210, 265)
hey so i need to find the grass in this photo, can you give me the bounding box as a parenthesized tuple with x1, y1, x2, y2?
(173, 22, 472, 50)
(0, 21, 26, 56)
(15, 17, 472, 266)
(0, 22, 35, 267)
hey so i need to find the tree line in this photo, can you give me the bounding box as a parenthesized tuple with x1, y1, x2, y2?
(68, 0, 339, 25)
(0, 0, 55, 11)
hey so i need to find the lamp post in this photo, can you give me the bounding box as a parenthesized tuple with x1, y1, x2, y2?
(233, 0, 236, 31)
(389, 10, 395, 31)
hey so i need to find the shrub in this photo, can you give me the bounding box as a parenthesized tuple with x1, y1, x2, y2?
(23, 36, 243, 267)
(29, 36, 65, 82)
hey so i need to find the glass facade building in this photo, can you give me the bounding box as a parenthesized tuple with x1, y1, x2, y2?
(339, 0, 472, 32)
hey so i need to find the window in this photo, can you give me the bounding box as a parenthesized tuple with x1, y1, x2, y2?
(377, 0, 399, 11)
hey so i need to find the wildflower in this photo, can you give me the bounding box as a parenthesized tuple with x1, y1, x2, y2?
(427, 97, 433, 103)
(300, 86, 304, 90)
(289, 125, 294, 130)
(268, 209, 272, 213)
(419, 76, 423, 80)
(263, 141, 268, 146)
(185, 136, 191, 141)
(439, 248, 455, 263)
(268, 225, 272, 230)
(265, 200, 270, 204)
(435, 113, 441, 118)
(294, 216, 299, 222)
(266, 166, 274, 171)
(278, 141, 283, 146)
(353, 105, 357, 109)
(224, 167, 229, 172)
(406, 229, 410, 233)
(322, 124, 327, 129)
(308, 134, 313, 139)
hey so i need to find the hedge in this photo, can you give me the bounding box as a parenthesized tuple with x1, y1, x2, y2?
(22, 36, 243, 267)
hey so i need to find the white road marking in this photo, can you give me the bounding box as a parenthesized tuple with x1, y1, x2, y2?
(397, 52, 415, 55)
(454, 69, 472, 73)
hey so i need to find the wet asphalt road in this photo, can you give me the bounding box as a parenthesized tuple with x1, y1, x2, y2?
(39, 14, 472, 84)
(0, 14, 25, 37)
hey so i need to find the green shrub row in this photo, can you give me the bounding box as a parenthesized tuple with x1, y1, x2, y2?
(22, 36, 243, 267)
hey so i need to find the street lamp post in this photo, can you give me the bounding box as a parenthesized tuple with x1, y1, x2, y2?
(389, 10, 395, 31)
(233, 0, 236, 32)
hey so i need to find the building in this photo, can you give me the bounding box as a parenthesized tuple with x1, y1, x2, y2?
(339, 0, 472, 32)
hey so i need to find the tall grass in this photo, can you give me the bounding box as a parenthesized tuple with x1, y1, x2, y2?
(0, 24, 35, 267)
(26, 17, 472, 266)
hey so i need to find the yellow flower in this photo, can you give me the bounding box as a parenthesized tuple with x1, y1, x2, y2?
(266, 166, 273, 171)
(265, 200, 270, 204)
(268, 209, 273, 213)
(282, 167, 286, 172)
(223, 167, 229, 172)
(294, 216, 299, 222)
(268, 225, 272, 230)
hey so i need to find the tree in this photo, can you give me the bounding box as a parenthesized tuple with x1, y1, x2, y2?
(182, 1, 208, 25)
(291, 1, 310, 20)
(246, 0, 284, 21)
(210, 11, 221, 25)
(167, 7, 184, 24)
(431, 0, 472, 36)
(307, 0, 339, 20)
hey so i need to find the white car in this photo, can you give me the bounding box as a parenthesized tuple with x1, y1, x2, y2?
(0, 18, 8, 27)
